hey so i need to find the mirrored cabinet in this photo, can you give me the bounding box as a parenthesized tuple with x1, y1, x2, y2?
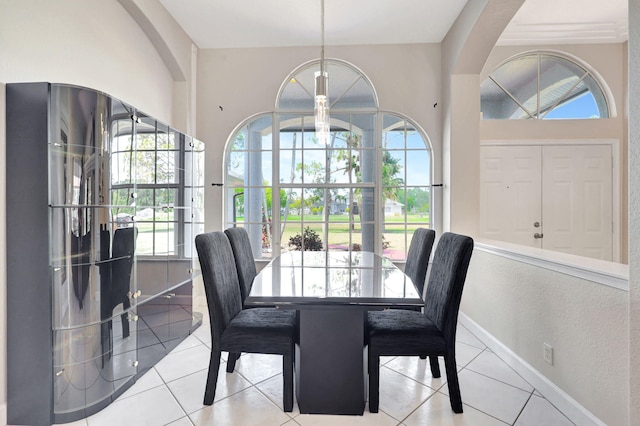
(6, 83, 204, 425)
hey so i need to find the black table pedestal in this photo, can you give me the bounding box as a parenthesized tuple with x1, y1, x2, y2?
(295, 309, 367, 415)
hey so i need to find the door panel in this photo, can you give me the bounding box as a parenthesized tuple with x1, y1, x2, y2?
(480, 143, 613, 261)
(542, 145, 612, 260)
(480, 145, 542, 247)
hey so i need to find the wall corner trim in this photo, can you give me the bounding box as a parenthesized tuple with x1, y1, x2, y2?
(0, 403, 6, 426)
(475, 240, 629, 291)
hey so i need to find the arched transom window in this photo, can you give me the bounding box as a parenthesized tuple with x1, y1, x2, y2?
(481, 52, 610, 119)
(224, 59, 432, 261)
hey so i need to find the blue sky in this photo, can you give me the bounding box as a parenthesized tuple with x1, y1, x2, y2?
(544, 92, 600, 119)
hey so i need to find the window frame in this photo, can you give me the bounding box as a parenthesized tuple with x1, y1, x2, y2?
(109, 114, 195, 258)
(480, 51, 612, 120)
(224, 59, 434, 261)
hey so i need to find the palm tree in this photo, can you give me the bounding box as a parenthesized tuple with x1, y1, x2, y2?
(381, 150, 404, 201)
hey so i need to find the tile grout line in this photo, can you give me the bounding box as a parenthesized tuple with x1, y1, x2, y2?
(380, 363, 446, 392)
(157, 346, 288, 418)
(522, 391, 578, 426)
(163, 364, 261, 417)
(463, 364, 535, 394)
(250, 380, 298, 419)
(396, 389, 440, 424)
(152, 365, 191, 424)
(376, 343, 489, 422)
(280, 416, 303, 426)
(444, 347, 519, 424)
(235, 357, 301, 419)
(464, 346, 539, 392)
(510, 389, 535, 425)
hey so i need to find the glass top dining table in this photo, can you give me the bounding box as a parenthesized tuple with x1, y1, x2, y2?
(245, 250, 423, 309)
(245, 250, 423, 415)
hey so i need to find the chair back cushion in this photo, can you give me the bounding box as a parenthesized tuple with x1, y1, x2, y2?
(423, 232, 473, 339)
(224, 227, 258, 303)
(403, 228, 436, 297)
(195, 232, 243, 347)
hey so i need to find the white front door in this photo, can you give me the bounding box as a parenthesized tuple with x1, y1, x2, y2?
(541, 145, 612, 260)
(479, 144, 613, 261)
(479, 145, 542, 247)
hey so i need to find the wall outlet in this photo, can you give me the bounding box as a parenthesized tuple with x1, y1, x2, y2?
(543, 343, 553, 365)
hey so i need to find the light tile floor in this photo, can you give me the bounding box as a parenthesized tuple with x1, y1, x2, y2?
(56, 321, 575, 426)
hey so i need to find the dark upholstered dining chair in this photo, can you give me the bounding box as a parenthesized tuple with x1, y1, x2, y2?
(224, 227, 258, 304)
(195, 231, 295, 411)
(224, 226, 268, 371)
(398, 228, 437, 369)
(404, 228, 436, 300)
(367, 232, 474, 414)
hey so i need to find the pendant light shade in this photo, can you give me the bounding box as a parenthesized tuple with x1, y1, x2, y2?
(315, 0, 329, 145)
(315, 71, 329, 145)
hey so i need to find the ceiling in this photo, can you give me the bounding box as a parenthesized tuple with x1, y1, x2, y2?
(499, 0, 628, 45)
(159, 0, 628, 49)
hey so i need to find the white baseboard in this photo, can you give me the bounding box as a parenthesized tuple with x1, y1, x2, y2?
(458, 313, 607, 426)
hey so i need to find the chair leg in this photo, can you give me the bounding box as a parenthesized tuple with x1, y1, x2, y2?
(368, 353, 380, 413)
(226, 352, 240, 373)
(203, 349, 221, 405)
(282, 353, 294, 412)
(429, 355, 441, 378)
(444, 354, 463, 413)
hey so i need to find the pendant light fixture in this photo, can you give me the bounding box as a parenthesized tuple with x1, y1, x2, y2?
(314, 0, 330, 145)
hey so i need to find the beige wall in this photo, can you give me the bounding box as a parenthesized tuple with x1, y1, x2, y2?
(440, 0, 524, 235)
(196, 44, 443, 232)
(116, 0, 198, 134)
(462, 250, 629, 425)
(0, 0, 175, 121)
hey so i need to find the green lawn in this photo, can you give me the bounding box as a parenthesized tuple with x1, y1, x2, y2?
(131, 214, 430, 258)
(261, 214, 430, 257)
(128, 221, 174, 255)
(266, 214, 429, 223)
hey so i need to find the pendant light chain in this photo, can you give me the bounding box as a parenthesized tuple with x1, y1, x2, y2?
(320, 0, 325, 75)
(314, 0, 330, 145)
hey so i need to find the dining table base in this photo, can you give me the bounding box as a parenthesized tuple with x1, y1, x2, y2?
(295, 309, 367, 415)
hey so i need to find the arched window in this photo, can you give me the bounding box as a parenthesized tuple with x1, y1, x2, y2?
(224, 59, 432, 261)
(481, 52, 610, 119)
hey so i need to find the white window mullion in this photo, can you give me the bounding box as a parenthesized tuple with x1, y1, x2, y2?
(374, 112, 383, 255)
(272, 111, 281, 257)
